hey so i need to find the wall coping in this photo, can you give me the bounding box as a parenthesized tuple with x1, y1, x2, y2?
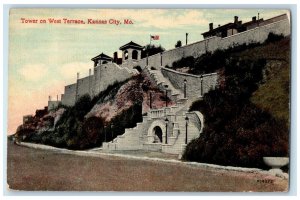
(64, 83, 77, 88)
(162, 36, 219, 54)
(161, 67, 218, 78)
(138, 18, 289, 64)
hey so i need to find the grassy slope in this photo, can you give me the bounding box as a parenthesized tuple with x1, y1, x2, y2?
(232, 38, 290, 125)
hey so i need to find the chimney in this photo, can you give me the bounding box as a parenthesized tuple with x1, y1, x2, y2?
(234, 16, 238, 24)
(252, 16, 256, 22)
(113, 52, 118, 63)
(186, 33, 188, 45)
(209, 23, 213, 31)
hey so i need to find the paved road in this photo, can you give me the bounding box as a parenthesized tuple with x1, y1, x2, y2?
(7, 141, 288, 192)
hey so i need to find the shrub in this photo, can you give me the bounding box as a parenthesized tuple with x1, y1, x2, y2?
(265, 32, 284, 44)
(171, 41, 261, 75)
(22, 78, 144, 150)
(133, 65, 142, 72)
(172, 56, 195, 69)
(183, 57, 289, 169)
(175, 40, 182, 48)
(108, 103, 143, 141)
(141, 44, 165, 58)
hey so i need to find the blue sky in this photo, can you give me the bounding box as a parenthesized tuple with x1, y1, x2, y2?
(8, 8, 288, 134)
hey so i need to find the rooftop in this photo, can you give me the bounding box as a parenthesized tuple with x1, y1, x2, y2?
(119, 41, 144, 50)
(91, 53, 113, 61)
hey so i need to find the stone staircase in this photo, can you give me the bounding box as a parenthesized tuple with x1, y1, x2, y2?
(144, 66, 186, 103)
(102, 66, 205, 155)
(162, 113, 201, 154)
(102, 122, 144, 151)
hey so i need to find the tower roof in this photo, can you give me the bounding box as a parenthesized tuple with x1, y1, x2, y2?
(119, 41, 144, 50)
(91, 53, 112, 61)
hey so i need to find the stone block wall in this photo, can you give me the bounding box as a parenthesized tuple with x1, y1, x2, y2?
(61, 83, 77, 106)
(138, 18, 290, 70)
(93, 63, 133, 96)
(77, 75, 93, 97)
(161, 67, 218, 100)
(202, 73, 219, 95)
(121, 59, 140, 70)
(61, 63, 134, 107)
(48, 101, 61, 111)
(147, 53, 161, 68)
(60, 18, 289, 107)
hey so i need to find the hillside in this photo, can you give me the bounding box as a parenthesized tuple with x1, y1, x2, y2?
(173, 36, 290, 125)
(182, 35, 290, 168)
(13, 34, 290, 169)
(15, 72, 174, 150)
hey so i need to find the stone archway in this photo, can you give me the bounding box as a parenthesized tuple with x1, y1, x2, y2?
(147, 120, 166, 143)
(132, 50, 138, 60)
(124, 50, 129, 60)
(152, 126, 163, 143)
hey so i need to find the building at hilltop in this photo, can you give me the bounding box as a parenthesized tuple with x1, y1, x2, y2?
(45, 13, 290, 155)
(202, 14, 288, 39)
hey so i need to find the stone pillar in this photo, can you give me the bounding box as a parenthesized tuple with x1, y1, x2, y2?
(128, 49, 133, 60)
(75, 72, 79, 102)
(89, 69, 92, 96)
(200, 75, 203, 97)
(160, 52, 163, 66)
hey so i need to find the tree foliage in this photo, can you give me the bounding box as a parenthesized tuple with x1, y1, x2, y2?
(175, 40, 182, 48)
(183, 57, 289, 169)
(22, 79, 143, 150)
(141, 44, 165, 58)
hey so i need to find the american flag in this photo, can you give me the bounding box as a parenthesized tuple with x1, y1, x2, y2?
(151, 35, 160, 40)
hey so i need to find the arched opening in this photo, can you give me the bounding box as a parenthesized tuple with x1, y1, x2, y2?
(152, 126, 163, 143)
(132, 50, 138, 60)
(124, 50, 129, 60)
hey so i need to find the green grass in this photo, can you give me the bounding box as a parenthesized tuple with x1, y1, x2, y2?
(234, 37, 290, 126)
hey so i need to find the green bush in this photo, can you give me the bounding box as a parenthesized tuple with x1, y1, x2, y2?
(172, 56, 195, 69)
(171, 42, 261, 75)
(182, 57, 289, 169)
(141, 44, 165, 58)
(265, 32, 284, 44)
(106, 103, 143, 142)
(133, 65, 142, 72)
(23, 78, 144, 150)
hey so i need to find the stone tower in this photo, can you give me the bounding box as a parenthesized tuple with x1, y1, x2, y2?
(91, 52, 113, 67)
(119, 41, 143, 69)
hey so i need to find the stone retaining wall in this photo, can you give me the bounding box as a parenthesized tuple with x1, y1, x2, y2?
(161, 67, 218, 99)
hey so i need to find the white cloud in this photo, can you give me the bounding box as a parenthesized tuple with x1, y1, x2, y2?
(59, 62, 92, 82)
(18, 64, 48, 81)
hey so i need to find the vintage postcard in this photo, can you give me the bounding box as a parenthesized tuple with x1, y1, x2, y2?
(7, 8, 291, 192)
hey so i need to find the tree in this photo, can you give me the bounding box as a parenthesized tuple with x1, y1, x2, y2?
(141, 44, 165, 58)
(175, 40, 182, 48)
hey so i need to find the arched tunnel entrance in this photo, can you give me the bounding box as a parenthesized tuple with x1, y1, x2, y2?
(152, 126, 163, 143)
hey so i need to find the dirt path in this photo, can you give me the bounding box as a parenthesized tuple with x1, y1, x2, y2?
(7, 141, 288, 192)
